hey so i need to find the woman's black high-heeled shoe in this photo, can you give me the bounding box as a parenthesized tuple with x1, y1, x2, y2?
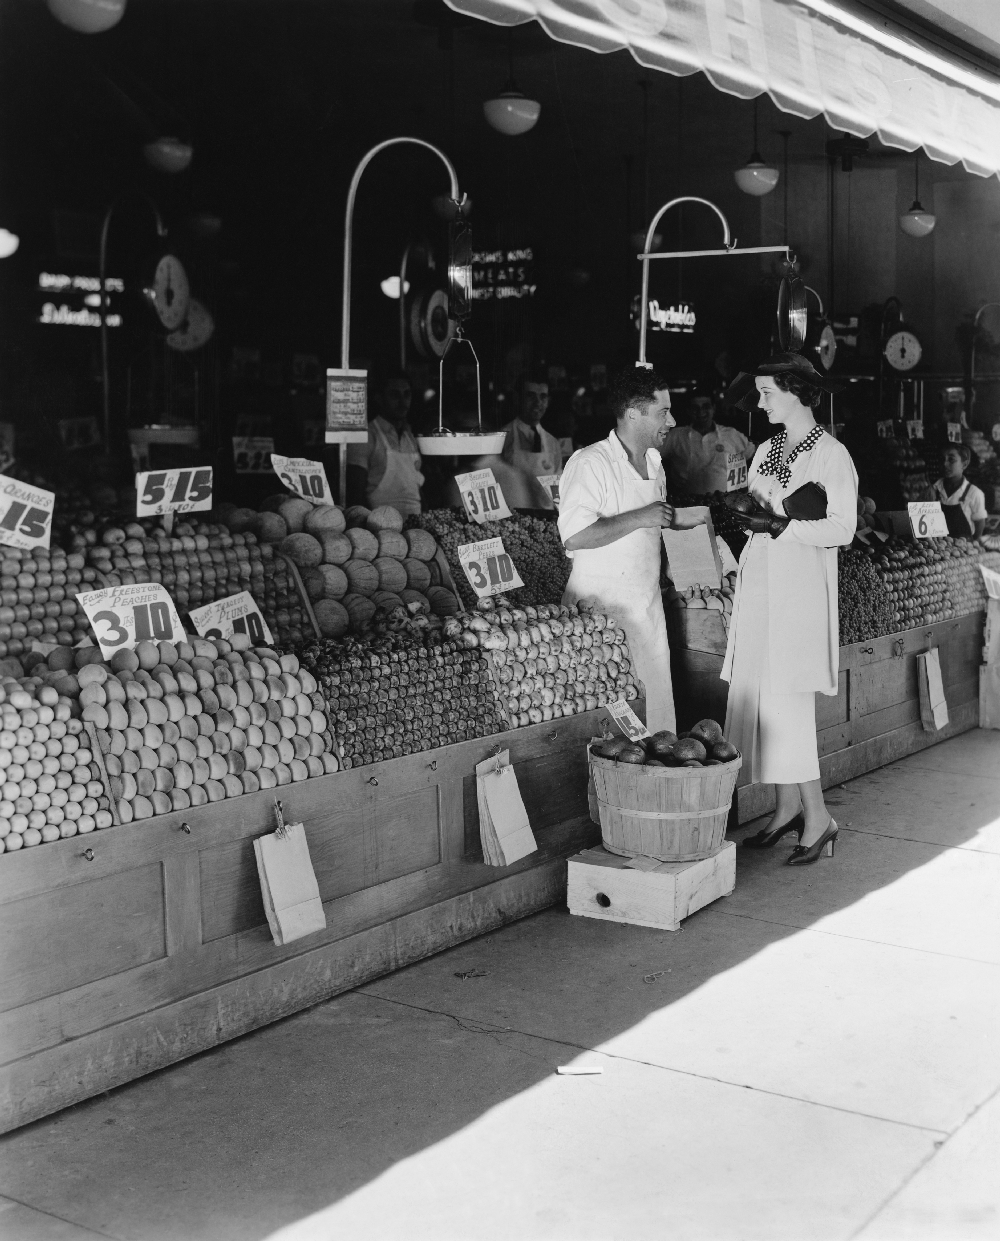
(742, 813, 804, 849)
(786, 819, 839, 865)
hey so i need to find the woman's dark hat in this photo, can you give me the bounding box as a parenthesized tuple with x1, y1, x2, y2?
(723, 352, 843, 412)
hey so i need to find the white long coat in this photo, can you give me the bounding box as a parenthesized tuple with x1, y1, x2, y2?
(721, 430, 859, 696)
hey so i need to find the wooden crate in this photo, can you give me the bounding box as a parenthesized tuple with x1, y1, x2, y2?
(669, 612, 985, 823)
(0, 703, 641, 1134)
(567, 842, 736, 930)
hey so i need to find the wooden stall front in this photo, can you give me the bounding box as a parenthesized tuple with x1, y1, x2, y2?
(0, 704, 630, 1134)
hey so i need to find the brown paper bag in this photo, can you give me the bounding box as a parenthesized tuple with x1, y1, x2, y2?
(980, 664, 1000, 730)
(917, 648, 949, 732)
(253, 821, 326, 946)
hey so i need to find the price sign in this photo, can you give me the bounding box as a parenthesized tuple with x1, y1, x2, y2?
(906, 420, 924, 440)
(189, 591, 273, 646)
(135, 467, 213, 518)
(607, 698, 651, 741)
(908, 501, 948, 539)
(947, 422, 963, 444)
(536, 474, 562, 505)
(271, 455, 331, 505)
(76, 583, 186, 659)
(0, 475, 54, 552)
(325, 368, 369, 443)
(454, 467, 512, 525)
(724, 453, 747, 492)
(58, 416, 100, 451)
(232, 436, 274, 474)
(876, 420, 894, 439)
(457, 536, 524, 598)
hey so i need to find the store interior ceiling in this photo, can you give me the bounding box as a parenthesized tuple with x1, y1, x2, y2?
(0, 0, 997, 385)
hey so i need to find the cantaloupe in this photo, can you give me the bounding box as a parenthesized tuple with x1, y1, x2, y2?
(224, 507, 258, 534)
(261, 494, 290, 513)
(319, 564, 348, 600)
(427, 586, 460, 616)
(377, 529, 408, 559)
(344, 505, 371, 528)
(346, 527, 378, 561)
(402, 557, 432, 592)
(279, 532, 323, 568)
(342, 593, 376, 628)
(256, 512, 288, 544)
(319, 531, 352, 565)
(374, 557, 407, 593)
(372, 591, 404, 612)
(399, 588, 430, 614)
(304, 505, 347, 535)
(366, 505, 403, 533)
(299, 566, 325, 601)
(278, 496, 313, 534)
(344, 559, 379, 596)
(404, 528, 437, 561)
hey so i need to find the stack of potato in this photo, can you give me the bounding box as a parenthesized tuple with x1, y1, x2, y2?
(221, 496, 458, 638)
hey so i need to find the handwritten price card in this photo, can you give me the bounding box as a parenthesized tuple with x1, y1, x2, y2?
(457, 536, 524, 599)
(232, 436, 275, 474)
(908, 501, 948, 539)
(135, 468, 213, 518)
(607, 698, 651, 741)
(0, 475, 55, 552)
(189, 591, 273, 645)
(271, 455, 331, 506)
(454, 467, 512, 525)
(76, 583, 186, 659)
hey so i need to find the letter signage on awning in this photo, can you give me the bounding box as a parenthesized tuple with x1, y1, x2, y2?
(445, 0, 1000, 179)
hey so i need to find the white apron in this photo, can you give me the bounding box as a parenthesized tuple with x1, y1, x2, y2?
(562, 471, 675, 733)
(506, 425, 558, 510)
(367, 420, 424, 517)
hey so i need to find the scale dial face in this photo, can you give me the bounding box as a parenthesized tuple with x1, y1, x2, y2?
(144, 254, 190, 331)
(884, 329, 922, 372)
(166, 298, 214, 352)
(817, 323, 837, 371)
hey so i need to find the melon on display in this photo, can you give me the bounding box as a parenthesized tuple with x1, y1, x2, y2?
(374, 557, 408, 593)
(256, 512, 288, 544)
(342, 593, 376, 627)
(319, 563, 348, 600)
(278, 497, 313, 534)
(346, 528, 379, 561)
(366, 505, 404, 533)
(428, 586, 460, 616)
(344, 560, 379, 596)
(402, 557, 432, 592)
(313, 599, 350, 638)
(319, 531, 352, 565)
(344, 505, 371, 528)
(404, 528, 437, 561)
(377, 530, 408, 560)
(279, 533, 323, 569)
(299, 567, 325, 601)
(304, 505, 347, 536)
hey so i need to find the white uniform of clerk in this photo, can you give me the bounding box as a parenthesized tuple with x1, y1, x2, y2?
(500, 374, 563, 510)
(346, 372, 424, 517)
(558, 370, 706, 733)
(661, 393, 755, 496)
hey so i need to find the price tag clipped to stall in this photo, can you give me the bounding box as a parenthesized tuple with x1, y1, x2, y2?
(947, 422, 963, 444)
(232, 436, 274, 474)
(457, 536, 524, 598)
(76, 583, 186, 659)
(0, 475, 54, 552)
(607, 698, 651, 741)
(189, 591, 273, 646)
(271, 455, 331, 506)
(536, 474, 562, 506)
(906, 420, 924, 440)
(724, 453, 747, 492)
(454, 467, 512, 525)
(876, 420, 894, 439)
(908, 501, 948, 540)
(135, 468, 213, 518)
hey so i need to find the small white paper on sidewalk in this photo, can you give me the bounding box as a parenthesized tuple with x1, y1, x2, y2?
(253, 821, 326, 946)
(476, 749, 536, 867)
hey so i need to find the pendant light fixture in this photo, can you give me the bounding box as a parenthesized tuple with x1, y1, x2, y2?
(734, 98, 779, 196)
(0, 230, 19, 259)
(47, 0, 127, 34)
(143, 137, 193, 174)
(899, 151, 936, 237)
(484, 29, 540, 136)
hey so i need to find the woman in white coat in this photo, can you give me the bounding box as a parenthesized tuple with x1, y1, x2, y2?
(722, 354, 859, 865)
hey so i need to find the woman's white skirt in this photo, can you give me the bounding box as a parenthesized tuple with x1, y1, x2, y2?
(724, 535, 820, 785)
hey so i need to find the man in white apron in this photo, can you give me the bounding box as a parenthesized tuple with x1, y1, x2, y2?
(558, 367, 706, 733)
(500, 370, 563, 510)
(661, 386, 755, 496)
(346, 371, 424, 516)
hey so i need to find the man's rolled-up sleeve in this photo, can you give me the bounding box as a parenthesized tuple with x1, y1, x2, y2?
(558, 455, 606, 545)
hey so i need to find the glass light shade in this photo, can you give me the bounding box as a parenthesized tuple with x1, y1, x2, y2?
(483, 92, 540, 136)
(734, 158, 779, 196)
(0, 230, 19, 259)
(380, 277, 411, 299)
(899, 200, 936, 237)
(143, 137, 193, 174)
(47, 0, 126, 33)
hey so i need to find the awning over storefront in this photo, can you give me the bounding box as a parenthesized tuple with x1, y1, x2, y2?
(445, 0, 1000, 179)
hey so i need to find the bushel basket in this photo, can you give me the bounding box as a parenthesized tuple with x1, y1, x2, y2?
(588, 745, 742, 862)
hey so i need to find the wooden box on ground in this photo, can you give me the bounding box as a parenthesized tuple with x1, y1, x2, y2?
(0, 702, 644, 1135)
(567, 842, 736, 930)
(669, 612, 985, 823)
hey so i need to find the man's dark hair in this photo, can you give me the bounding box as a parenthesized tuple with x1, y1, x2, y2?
(608, 366, 668, 421)
(517, 365, 550, 390)
(945, 442, 972, 468)
(772, 371, 823, 409)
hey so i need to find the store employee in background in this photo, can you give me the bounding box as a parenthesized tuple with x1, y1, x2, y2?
(661, 384, 755, 496)
(559, 367, 707, 733)
(500, 368, 563, 510)
(347, 369, 424, 516)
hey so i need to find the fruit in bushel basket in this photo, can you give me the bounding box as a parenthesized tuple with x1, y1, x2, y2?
(689, 718, 724, 747)
(591, 736, 632, 759)
(646, 730, 678, 758)
(671, 737, 708, 763)
(616, 744, 646, 765)
(711, 740, 739, 761)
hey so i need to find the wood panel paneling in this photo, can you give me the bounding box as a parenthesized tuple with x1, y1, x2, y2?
(0, 864, 166, 1012)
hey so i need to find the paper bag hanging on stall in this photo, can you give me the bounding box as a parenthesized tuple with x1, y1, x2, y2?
(917, 648, 949, 733)
(476, 750, 536, 867)
(253, 820, 326, 946)
(980, 665, 1000, 731)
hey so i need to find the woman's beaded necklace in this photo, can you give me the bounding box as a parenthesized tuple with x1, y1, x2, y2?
(758, 425, 824, 488)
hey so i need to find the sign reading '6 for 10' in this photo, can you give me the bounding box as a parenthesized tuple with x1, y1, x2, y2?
(0, 474, 55, 552)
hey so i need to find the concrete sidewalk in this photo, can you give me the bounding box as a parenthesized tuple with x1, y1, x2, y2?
(1, 731, 999, 1241)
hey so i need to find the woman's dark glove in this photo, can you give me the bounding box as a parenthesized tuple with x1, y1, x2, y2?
(732, 509, 790, 538)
